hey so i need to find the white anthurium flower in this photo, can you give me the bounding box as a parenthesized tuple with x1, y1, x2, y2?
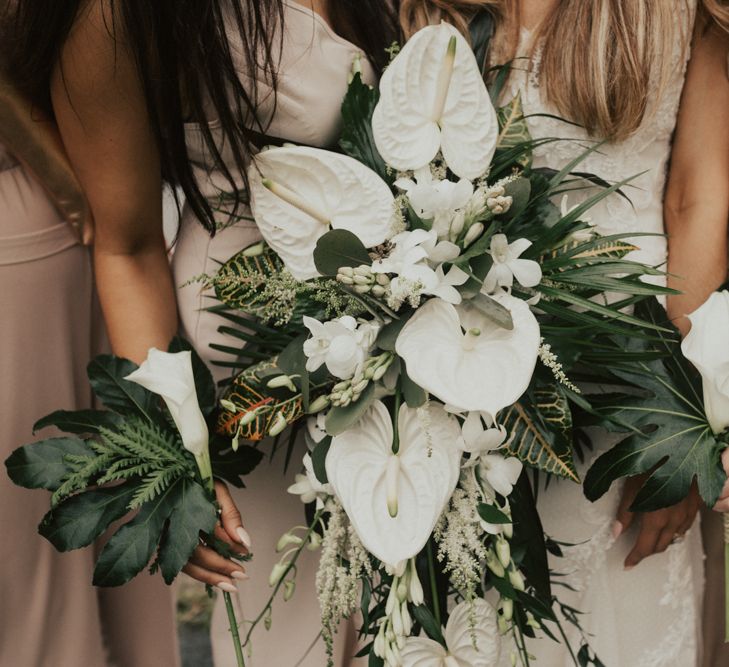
(303, 316, 379, 380)
(288, 453, 333, 507)
(482, 234, 543, 294)
(125, 349, 212, 486)
(395, 169, 474, 240)
(396, 295, 540, 419)
(248, 145, 394, 280)
(681, 291, 729, 435)
(325, 400, 463, 569)
(373, 22, 498, 179)
(400, 598, 501, 667)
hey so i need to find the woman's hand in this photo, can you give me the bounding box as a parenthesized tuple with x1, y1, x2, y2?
(713, 450, 729, 512)
(612, 475, 702, 570)
(182, 481, 253, 593)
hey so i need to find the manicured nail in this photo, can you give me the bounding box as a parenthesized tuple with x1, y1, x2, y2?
(217, 582, 238, 594)
(237, 527, 253, 549)
(231, 571, 249, 581)
(611, 521, 623, 540)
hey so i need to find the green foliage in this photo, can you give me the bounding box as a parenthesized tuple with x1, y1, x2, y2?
(584, 299, 725, 511)
(5, 437, 94, 491)
(33, 410, 122, 435)
(87, 355, 158, 421)
(325, 383, 376, 436)
(313, 229, 372, 277)
(496, 94, 532, 169)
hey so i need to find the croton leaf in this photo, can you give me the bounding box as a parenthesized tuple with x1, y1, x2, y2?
(5, 437, 94, 491)
(495, 93, 532, 169)
(501, 384, 579, 482)
(39, 484, 137, 551)
(584, 299, 725, 511)
(87, 355, 158, 422)
(158, 479, 217, 584)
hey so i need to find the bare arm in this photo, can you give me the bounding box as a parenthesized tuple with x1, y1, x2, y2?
(665, 24, 729, 334)
(0, 68, 91, 241)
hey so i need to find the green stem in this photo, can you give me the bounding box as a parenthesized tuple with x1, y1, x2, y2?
(195, 449, 214, 494)
(725, 539, 729, 642)
(392, 388, 402, 455)
(426, 540, 441, 629)
(224, 591, 246, 667)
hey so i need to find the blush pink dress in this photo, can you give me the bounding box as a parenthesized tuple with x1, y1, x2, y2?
(0, 144, 179, 667)
(172, 2, 373, 665)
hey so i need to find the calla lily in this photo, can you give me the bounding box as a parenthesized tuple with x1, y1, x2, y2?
(482, 234, 543, 294)
(249, 145, 394, 280)
(125, 349, 212, 487)
(372, 23, 498, 179)
(325, 400, 463, 569)
(395, 296, 540, 419)
(681, 291, 729, 435)
(400, 598, 501, 667)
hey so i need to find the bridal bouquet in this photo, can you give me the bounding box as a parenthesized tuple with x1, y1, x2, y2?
(202, 22, 706, 666)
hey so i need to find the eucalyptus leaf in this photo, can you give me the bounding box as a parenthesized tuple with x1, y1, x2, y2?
(39, 485, 137, 551)
(313, 229, 372, 277)
(325, 383, 376, 436)
(477, 503, 511, 525)
(5, 437, 94, 491)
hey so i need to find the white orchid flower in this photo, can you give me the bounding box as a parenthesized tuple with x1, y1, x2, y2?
(125, 349, 212, 487)
(288, 453, 333, 507)
(325, 400, 463, 569)
(681, 291, 729, 435)
(249, 145, 394, 280)
(373, 23, 498, 179)
(306, 413, 328, 444)
(395, 295, 541, 419)
(479, 454, 523, 498)
(400, 598, 501, 667)
(482, 234, 543, 294)
(461, 412, 508, 461)
(388, 262, 468, 310)
(303, 316, 378, 380)
(372, 229, 432, 275)
(420, 230, 461, 265)
(395, 169, 474, 240)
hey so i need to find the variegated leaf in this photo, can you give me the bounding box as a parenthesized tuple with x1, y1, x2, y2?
(496, 93, 532, 168)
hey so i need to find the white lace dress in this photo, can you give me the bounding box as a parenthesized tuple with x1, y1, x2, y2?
(498, 7, 704, 667)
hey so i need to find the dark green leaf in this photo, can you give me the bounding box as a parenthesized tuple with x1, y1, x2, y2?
(325, 383, 376, 436)
(169, 338, 216, 416)
(34, 409, 122, 435)
(158, 479, 217, 584)
(210, 437, 265, 488)
(411, 605, 445, 646)
(500, 177, 531, 222)
(5, 437, 94, 490)
(377, 314, 412, 351)
(401, 367, 427, 408)
(311, 438, 332, 485)
(477, 503, 512, 524)
(313, 229, 372, 276)
(93, 480, 180, 586)
(87, 355, 156, 421)
(39, 485, 136, 551)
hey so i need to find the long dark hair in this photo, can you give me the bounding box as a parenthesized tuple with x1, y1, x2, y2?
(3, 1, 400, 233)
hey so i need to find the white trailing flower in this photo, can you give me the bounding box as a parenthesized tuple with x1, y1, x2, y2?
(395, 296, 541, 419)
(395, 168, 474, 240)
(373, 22, 499, 179)
(461, 412, 509, 463)
(306, 413, 328, 444)
(249, 145, 394, 280)
(400, 598, 502, 667)
(478, 454, 523, 498)
(681, 291, 729, 435)
(482, 234, 542, 294)
(125, 349, 211, 486)
(325, 400, 463, 569)
(288, 453, 333, 507)
(303, 315, 379, 380)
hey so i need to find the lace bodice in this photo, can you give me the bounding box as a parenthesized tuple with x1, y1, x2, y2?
(501, 2, 695, 271)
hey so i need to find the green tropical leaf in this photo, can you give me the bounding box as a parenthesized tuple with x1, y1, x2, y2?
(33, 410, 122, 435)
(584, 300, 724, 511)
(5, 437, 94, 491)
(87, 355, 157, 421)
(39, 485, 137, 551)
(93, 480, 181, 587)
(325, 383, 376, 436)
(313, 229, 371, 277)
(210, 437, 265, 488)
(477, 503, 511, 524)
(496, 93, 532, 168)
(158, 479, 217, 584)
(502, 385, 579, 482)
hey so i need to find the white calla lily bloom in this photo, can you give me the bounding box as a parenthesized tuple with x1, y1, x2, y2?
(249, 146, 394, 280)
(482, 234, 543, 294)
(396, 296, 540, 419)
(303, 315, 379, 380)
(400, 598, 501, 667)
(125, 349, 212, 485)
(681, 291, 729, 435)
(325, 400, 463, 569)
(373, 23, 498, 179)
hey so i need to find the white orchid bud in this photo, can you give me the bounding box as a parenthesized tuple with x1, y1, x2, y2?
(307, 395, 331, 414)
(283, 580, 296, 601)
(408, 564, 424, 605)
(269, 562, 288, 587)
(497, 614, 509, 635)
(485, 550, 505, 578)
(276, 532, 304, 552)
(267, 374, 297, 392)
(463, 222, 484, 248)
(508, 568, 526, 592)
(240, 409, 259, 427)
(242, 241, 265, 257)
(219, 398, 237, 412)
(392, 599, 404, 636)
(307, 531, 323, 551)
(496, 537, 511, 569)
(268, 411, 288, 437)
(500, 598, 514, 622)
(337, 274, 354, 285)
(401, 602, 412, 636)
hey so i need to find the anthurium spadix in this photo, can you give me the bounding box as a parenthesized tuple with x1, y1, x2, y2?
(372, 22, 498, 180)
(325, 400, 463, 569)
(396, 296, 540, 419)
(400, 598, 501, 667)
(249, 145, 394, 280)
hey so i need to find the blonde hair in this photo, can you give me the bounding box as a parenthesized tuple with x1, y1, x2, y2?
(399, 0, 688, 141)
(701, 0, 729, 31)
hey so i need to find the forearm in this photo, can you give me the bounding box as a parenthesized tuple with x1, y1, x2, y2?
(94, 246, 178, 365)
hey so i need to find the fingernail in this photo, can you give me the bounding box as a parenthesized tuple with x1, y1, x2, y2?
(237, 527, 253, 549)
(231, 571, 249, 581)
(216, 582, 238, 594)
(611, 521, 623, 540)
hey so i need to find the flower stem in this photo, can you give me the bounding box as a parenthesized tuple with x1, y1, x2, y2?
(392, 388, 401, 455)
(224, 591, 246, 667)
(426, 540, 441, 629)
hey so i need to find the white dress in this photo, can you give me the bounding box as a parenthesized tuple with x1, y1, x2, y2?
(499, 6, 704, 667)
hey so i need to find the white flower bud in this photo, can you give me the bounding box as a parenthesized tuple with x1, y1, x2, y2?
(276, 532, 304, 552)
(337, 274, 355, 285)
(240, 409, 259, 426)
(353, 274, 371, 285)
(377, 273, 391, 286)
(219, 398, 237, 412)
(509, 568, 526, 592)
(354, 265, 372, 277)
(264, 607, 273, 631)
(338, 266, 355, 278)
(496, 537, 511, 569)
(486, 550, 505, 578)
(307, 532, 322, 550)
(498, 614, 510, 635)
(242, 241, 265, 257)
(283, 580, 296, 601)
(371, 285, 386, 298)
(307, 394, 331, 413)
(266, 374, 297, 392)
(401, 602, 412, 636)
(500, 597, 514, 622)
(268, 412, 288, 437)
(352, 379, 369, 394)
(269, 562, 288, 587)
(463, 222, 484, 247)
(408, 566, 424, 605)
